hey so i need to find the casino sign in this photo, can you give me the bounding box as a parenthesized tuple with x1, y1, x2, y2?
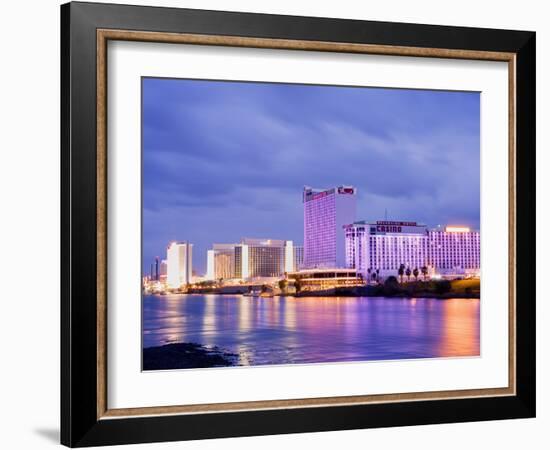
(374, 221, 424, 234)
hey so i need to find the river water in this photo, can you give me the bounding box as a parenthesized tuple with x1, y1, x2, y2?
(143, 294, 479, 366)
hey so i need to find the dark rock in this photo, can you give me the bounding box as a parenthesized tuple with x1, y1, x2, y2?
(143, 342, 237, 370)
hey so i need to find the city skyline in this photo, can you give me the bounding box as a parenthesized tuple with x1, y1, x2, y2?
(143, 78, 480, 274)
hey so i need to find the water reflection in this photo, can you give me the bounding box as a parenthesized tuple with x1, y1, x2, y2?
(143, 295, 480, 366)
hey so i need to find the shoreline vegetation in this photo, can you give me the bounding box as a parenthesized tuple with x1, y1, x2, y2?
(298, 278, 480, 299)
(142, 342, 238, 370)
(181, 278, 480, 299)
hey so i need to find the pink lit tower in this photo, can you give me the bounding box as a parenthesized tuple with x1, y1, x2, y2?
(303, 186, 357, 269)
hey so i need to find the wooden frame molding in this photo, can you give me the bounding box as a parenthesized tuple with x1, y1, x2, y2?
(96, 29, 517, 420)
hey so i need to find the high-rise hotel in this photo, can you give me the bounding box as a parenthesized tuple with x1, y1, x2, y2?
(166, 241, 193, 288)
(303, 186, 357, 268)
(344, 221, 480, 278)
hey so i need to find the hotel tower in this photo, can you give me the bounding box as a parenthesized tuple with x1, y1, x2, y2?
(303, 186, 357, 268)
(166, 241, 193, 288)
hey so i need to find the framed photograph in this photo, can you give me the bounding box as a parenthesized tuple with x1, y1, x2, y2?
(61, 1, 536, 447)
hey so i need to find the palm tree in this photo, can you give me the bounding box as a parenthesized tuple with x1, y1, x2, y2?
(413, 267, 419, 281)
(367, 268, 372, 285)
(398, 264, 405, 283)
(421, 266, 428, 281)
(405, 267, 411, 282)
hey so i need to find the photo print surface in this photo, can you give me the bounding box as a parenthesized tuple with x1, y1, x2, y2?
(141, 77, 481, 371)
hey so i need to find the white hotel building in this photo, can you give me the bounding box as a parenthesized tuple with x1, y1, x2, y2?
(303, 185, 357, 269)
(166, 241, 193, 288)
(426, 227, 480, 275)
(344, 221, 480, 279)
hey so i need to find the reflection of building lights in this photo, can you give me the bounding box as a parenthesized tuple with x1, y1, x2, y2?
(445, 226, 470, 233)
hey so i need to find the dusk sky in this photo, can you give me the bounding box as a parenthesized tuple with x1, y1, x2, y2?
(142, 77, 480, 275)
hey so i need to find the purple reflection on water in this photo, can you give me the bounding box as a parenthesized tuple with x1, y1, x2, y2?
(142, 295, 479, 367)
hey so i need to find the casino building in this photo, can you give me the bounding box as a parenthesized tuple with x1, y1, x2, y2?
(344, 221, 480, 279)
(426, 226, 480, 276)
(303, 185, 357, 269)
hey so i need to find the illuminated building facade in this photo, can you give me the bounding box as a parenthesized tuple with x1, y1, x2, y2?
(426, 226, 480, 275)
(287, 268, 363, 290)
(206, 238, 297, 280)
(303, 185, 357, 269)
(368, 222, 427, 277)
(246, 238, 285, 278)
(159, 259, 167, 283)
(285, 241, 294, 273)
(210, 244, 236, 280)
(166, 242, 193, 288)
(293, 245, 304, 272)
(345, 221, 480, 278)
(233, 244, 249, 279)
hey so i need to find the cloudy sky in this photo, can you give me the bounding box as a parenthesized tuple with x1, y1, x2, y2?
(142, 77, 480, 274)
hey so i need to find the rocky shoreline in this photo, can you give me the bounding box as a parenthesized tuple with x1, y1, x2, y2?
(142, 342, 238, 370)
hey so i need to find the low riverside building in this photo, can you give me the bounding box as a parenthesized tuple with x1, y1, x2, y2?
(206, 238, 298, 281)
(344, 221, 480, 279)
(287, 268, 363, 291)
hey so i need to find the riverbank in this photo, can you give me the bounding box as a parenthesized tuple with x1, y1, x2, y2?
(179, 279, 480, 299)
(142, 342, 237, 370)
(296, 279, 480, 299)
(154, 278, 480, 299)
